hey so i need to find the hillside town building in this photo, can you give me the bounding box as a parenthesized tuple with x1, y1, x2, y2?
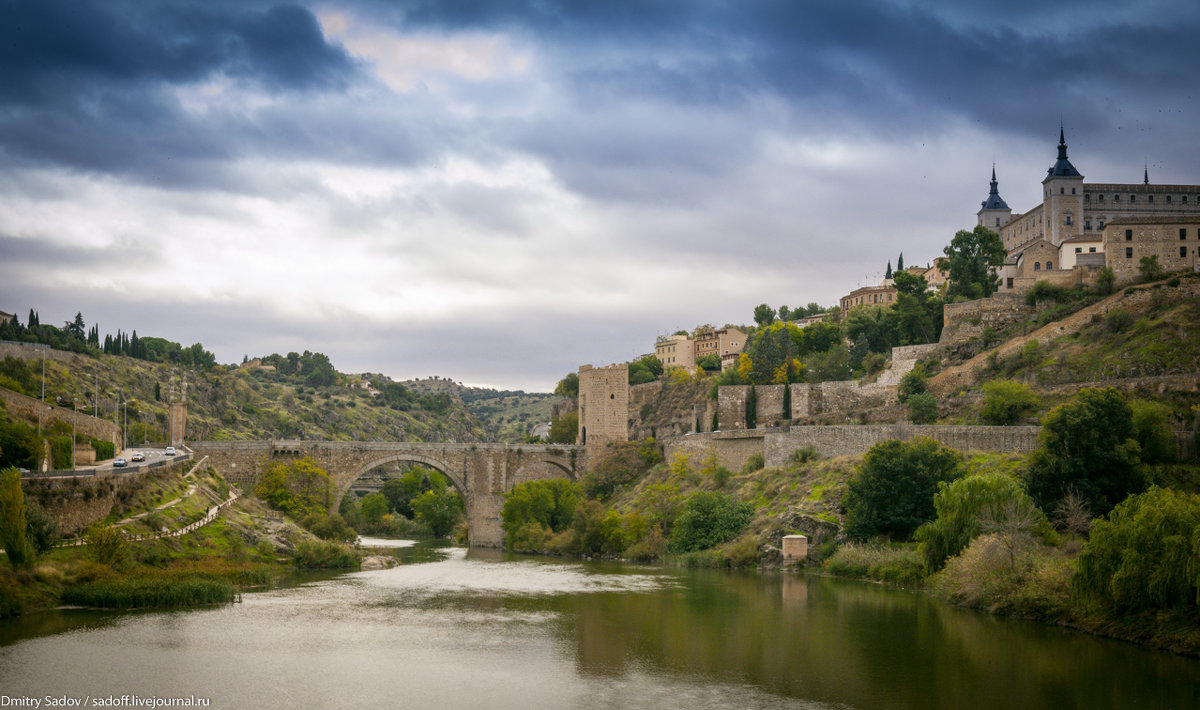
(653, 327, 745, 372)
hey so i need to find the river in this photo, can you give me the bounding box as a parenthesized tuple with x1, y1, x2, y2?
(2, 541, 1197, 710)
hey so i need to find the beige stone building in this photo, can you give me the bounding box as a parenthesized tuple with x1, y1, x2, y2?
(1103, 216, 1200, 283)
(577, 364, 628, 446)
(839, 283, 897, 314)
(653, 327, 745, 371)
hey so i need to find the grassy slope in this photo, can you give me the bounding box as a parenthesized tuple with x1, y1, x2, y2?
(402, 377, 557, 442)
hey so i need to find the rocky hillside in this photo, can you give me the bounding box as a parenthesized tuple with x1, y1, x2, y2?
(402, 377, 558, 442)
(0, 347, 487, 444)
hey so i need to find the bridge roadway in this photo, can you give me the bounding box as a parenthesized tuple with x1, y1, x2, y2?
(190, 440, 585, 547)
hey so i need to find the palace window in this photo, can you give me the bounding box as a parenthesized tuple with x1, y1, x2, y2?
(1148, 195, 1154, 202)
(1126, 247, 1133, 258)
(1182, 229, 1188, 240)
(1098, 194, 1104, 201)
(1034, 262, 1041, 271)
(1167, 195, 1173, 203)
(1126, 229, 1133, 241)
(1072, 188, 1077, 194)
(1046, 262, 1053, 270)
(1115, 195, 1120, 202)
(1130, 195, 1136, 202)
(1089, 247, 1097, 253)
(1085, 194, 1091, 202)
(1085, 220, 1092, 230)
(1065, 214, 1073, 225)
(1182, 247, 1188, 258)
(1075, 247, 1082, 253)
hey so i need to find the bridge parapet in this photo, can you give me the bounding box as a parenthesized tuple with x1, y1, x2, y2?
(191, 440, 585, 547)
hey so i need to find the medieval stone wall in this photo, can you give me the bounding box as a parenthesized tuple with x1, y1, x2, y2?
(0, 384, 120, 445)
(940, 293, 1035, 344)
(664, 424, 1041, 474)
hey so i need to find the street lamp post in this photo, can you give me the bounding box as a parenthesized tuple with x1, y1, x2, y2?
(72, 400, 77, 471)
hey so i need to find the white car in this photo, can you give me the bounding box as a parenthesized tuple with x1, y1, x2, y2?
(131, 452, 146, 462)
(113, 458, 128, 468)
(165, 446, 177, 456)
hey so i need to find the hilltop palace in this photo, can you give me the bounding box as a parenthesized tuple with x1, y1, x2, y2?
(979, 127, 1200, 290)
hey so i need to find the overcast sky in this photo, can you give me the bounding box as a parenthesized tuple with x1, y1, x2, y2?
(3, 0, 1199, 391)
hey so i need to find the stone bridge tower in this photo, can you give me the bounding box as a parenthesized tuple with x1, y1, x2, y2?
(577, 364, 628, 452)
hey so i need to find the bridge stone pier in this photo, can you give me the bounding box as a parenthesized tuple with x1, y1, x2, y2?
(191, 440, 585, 547)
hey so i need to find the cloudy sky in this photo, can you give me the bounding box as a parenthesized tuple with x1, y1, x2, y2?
(2, 0, 1199, 391)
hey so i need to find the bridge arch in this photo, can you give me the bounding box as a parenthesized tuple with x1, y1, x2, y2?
(335, 453, 466, 508)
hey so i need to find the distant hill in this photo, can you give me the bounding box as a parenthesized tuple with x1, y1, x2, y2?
(402, 377, 558, 442)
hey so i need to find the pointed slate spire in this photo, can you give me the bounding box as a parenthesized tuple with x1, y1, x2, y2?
(1144, 164, 1150, 185)
(1047, 124, 1082, 178)
(981, 164, 1010, 209)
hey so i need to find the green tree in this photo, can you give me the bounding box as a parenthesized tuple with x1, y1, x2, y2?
(914, 473, 1046, 572)
(979, 379, 1040, 425)
(412, 489, 464, 537)
(501, 479, 580, 548)
(548, 411, 578, 444)
(891, 271, 943, 344)
(1095, 267, 1115, 294)
(753, 303, 776, 326)
(695, 354, 721, 372)
(843, 305, 896, 355)
(668, 490, 753, 553)
(907, 392, 938, 424)
(253, 457, 334, 518)
(0, 467, 32, 568)
(942, 226, 1007, 300)
(1025, 388, 1145, 518)
(1074, 487, 1200, 615)
(1129, 400, 1174, 464)
(799, 320, 843, 355)
(805, 343, 851, 383)
(554, 372, 579, 398)
(361, 492, 389, 525)
(843, 438, 964, 541)
(1138, 254, 1164, 281)
(896, 366, 927, 404)
(381, 467, 442, 517)
(628, 355, 664, 384)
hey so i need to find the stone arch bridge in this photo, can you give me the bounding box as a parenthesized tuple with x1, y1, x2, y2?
(190, 440, 585, 547)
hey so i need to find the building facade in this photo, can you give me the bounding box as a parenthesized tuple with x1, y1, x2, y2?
(653, 327, 745, 371)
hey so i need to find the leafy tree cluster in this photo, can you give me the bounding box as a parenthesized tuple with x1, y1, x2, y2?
(942, 225, 1007, 301)
(253, 457, 335, 518)
(628, 354, 664, 385)
(258, 350, 337, 386)
(501, 478, 580, 550)
(548, 411, 578, 444)
(668, 490, 753, 553)
(843, 438, 964, 541)
(0, 467, 58, 570)
(0, 310, 217, 368)
(759, 303, 825, 325)
(1024, 387, 1145, 518)
(914, 473, 1047, 572)
(374, 381, 452, 414)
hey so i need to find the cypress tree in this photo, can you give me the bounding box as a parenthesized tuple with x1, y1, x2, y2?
(897, 252, 905, 271)
(885, 260, 893, 279)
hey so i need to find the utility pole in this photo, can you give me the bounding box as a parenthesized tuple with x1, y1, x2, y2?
(72, 400, 77, 471)
(40, 352, 45, 403)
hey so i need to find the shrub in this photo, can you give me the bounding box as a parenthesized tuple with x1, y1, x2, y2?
(1105, 307, 1134, 334)
(85, 524, 129, 568)
(843, 438, 963, 541)
(862, 352, 887, 376)
(411, 489, 464, 537)
(62, 574, 235, 610)
(501, 479, 579, 549)
(1138, 254, 1164, 281)
(823, 543, 925, 586)
(0, 467, 32, 568)
(583, 441, 651, 500)
(1129, 399, 1174, 464)
(914, 473, 1047, 572)
(741, 453, 765, 474)
(90, 438, 115, 461)
(293, 540, 359, 569)
(979, 379, 1040, 425)
(932, 534, 1072, 617)
(1095, 267, 1115, 295)
(300, 512, 357, 542)
(791, 446, 822, 464)
(1074, 487, 1200, 615)
(896, 367, 927, 404)
(1025, 387, 1145, 518)
(907, 392, 938, 424)
(668, 491, 753, 553)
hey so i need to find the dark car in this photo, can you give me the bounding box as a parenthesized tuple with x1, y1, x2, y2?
(113, 457, 128, 468)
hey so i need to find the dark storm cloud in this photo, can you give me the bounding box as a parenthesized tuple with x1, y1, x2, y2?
(0, 0, 366, 186)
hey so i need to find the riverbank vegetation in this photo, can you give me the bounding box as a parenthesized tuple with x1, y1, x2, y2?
(0, 462, 350, 616)
(498, 384, 1200, 655)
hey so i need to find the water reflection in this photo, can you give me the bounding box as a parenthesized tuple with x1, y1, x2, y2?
(1, 545, 1197, 710)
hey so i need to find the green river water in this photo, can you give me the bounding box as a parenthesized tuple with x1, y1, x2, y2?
(1, 540, 1197, 710)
